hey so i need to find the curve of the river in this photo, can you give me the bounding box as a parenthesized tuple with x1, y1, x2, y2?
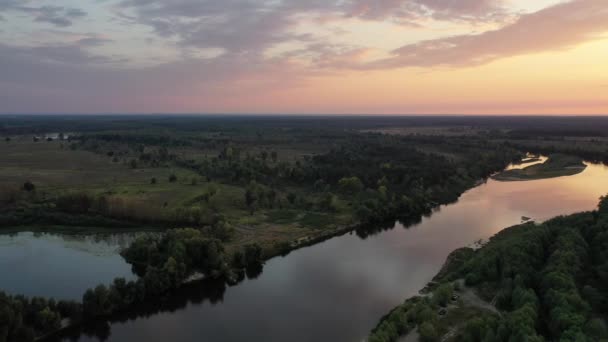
(5, 160, 608, 342)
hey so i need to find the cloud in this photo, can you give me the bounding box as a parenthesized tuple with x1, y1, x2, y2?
(0, 35, 115, 67)
(0, 3, 87, 27)
(117, 0, 320, 54)
(346, 0, 506, 23)
(367, 0, 608, 69)
(117, 0, 509, 56)
(0, 36, 316, 113)
(1, 0, 607, 114)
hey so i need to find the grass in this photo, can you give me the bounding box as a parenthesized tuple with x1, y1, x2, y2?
(298, 212, 338, 229)
(0, 137, 356, 256)
(492, 154, 586, 181)
(0, 138, 199, 190)
(265, 209, 300, 224)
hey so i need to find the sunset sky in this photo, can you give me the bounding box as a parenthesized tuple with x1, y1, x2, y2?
(0, 0, 607, 114)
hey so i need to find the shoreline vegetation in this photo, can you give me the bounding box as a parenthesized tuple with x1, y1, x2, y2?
(369, 196, 608, 342)
(1, 128, 523, 341)
(3, 116, 608, 341)
(492, 154, 587, 181)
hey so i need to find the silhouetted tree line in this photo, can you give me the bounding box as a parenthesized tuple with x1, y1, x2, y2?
(79, 228, 265, 320)
(0, 292, 80, 342)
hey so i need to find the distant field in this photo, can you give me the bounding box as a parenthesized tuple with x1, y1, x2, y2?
(0, 136, 195, 189)
(361, 126, 496, 136)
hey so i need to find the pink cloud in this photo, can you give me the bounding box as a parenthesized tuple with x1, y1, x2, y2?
(367, 0, 608, 68)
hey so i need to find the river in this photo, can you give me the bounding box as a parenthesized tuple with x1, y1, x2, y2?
(4, 160, 608, 342)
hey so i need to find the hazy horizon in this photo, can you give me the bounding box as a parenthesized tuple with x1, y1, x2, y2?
(1, 113, 607, 117)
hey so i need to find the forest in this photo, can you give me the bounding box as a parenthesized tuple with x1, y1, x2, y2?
(2, 115, 608, 340)
(369, 196, 608, 342)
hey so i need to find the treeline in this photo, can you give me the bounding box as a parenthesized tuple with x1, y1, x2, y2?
(80, 228, 264, 318)
(178, 134, 522, 228)
(0, 190, 235, 229)
(370, 196, 608, 342)
(307, 136, 521, 229)
(0, 292, 80, 342)
(1, 227, 264, 340)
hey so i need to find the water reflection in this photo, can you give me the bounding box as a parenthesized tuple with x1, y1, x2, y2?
(504, 155, 547, 170)
(0, 232, 140, 300)
(47, 161, 608, 341)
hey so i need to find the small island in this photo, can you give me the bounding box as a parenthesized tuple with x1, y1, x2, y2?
(492, 154, 586, 181)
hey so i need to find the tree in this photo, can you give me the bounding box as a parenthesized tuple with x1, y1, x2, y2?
(599, 196, 608, 215)
(585, 318, 608, 340)
(83, 285, 112, 317)
(419, 322, 438, 342)
(23, 181, 35, 192)
(243, 244, 263, 267)
(433, 283, 453, 307)
(35, 307, 60, 332)
(338, 176, 364, 195)
(245, 181, 260, 214)
(320, 193, 338, 212)
(245, 188, 256, 214)
(150, 177, 157, 185)
(169, 174, 178, 183)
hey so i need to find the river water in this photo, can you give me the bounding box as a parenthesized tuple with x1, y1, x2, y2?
(3, 160, 608, 342)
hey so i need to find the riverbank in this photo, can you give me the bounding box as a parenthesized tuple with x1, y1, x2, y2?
(492, 154, 586, 181)
(369, 223, 531, 342)
(21, 161, 562, 341)
(26, 159, 608, 342)
(369, 199, 608, 342)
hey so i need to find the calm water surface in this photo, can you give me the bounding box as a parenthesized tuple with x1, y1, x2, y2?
(0, 232, 137, 300)
(6, 161, 608, 342)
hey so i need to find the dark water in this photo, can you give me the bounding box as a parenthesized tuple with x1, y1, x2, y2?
(0, 232, 137, 300)
(6, 161, 608, 342)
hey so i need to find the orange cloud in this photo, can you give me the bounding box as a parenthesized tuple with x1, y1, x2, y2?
(368, 0, 608, 69)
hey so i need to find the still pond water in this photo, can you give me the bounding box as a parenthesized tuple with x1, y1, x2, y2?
(0, 232, 137, 300)
(3, 160, 608, 342)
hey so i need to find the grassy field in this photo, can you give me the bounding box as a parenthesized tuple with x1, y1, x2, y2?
(0, 136, 354, 255)
(492, 154, 586, 181)
(0, 137, 196, 189)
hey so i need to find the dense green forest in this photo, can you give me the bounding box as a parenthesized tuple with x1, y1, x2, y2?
(370, 196, 608, 342)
